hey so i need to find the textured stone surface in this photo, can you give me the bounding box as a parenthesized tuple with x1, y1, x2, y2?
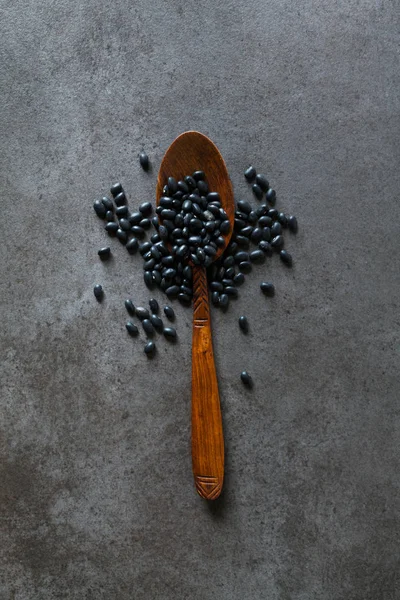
(1, 0, 399, 598)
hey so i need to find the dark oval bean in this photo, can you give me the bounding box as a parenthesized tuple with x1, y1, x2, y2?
(241, 371, 253, 386)
(184, 175, 196, 189)
(250, 249, 265, 264)
(207, 192, 220, 203)
(261, 227, 271, 241)
(129, 211, 142, 225)
(163, 327, 177, 340)
(159, 225, 169, 241)
(234, 251, 249, 263)
(215, 236, 225, 248)
(144, 271, 154, 288)
(225, 267, 235, 279)
(126, 237, 139, 254)
(237, 200, 252, 214)
(106, 211, 114, 221)
(196, 248, 205, 262)
(260, 282, 275, 296)
(116, 229, 128, 243)
(271, 222, 282, 236)
(98, 247, 111, 259)
(204, 245, 217, 257)
(288, 215, 298, 233)
(110, 182, 122, 197)
(125, 299, 135, 315)
(219, 293, 229, 309)
(93, 284, 103, 300)
(256, 204, 269, 218)
(259, 241, 272, 255)
(271, 235, 284, 249)
(104, 221, 119, 235)
(193, 170, 205, 181)
(248, 211, 258, 224)
(167, 177, 178, 194)
(223, 255, 235, 268)
(144, 341, 156, 356)
(136, 307, 150, 320)
(278, 212, 288, 228)
(150, 246, 161, 261)
(233, 272, 245, 286)
(280, 250, 293, 266)
(150, 233, 160, 244)
(114, 192, 126, 207)
(222, 278, 234, 287)
(182, 200, 192, 212)
(119, 218, 131, 231)
(252, 184, 263, 200)
(161, 209, 176, 220)
(150, 314, 163, 330)
(142, 319, 154, 335)
(244, 166, 256, 182)
(139, 151, 149, 171)
(166, 285, 179, 298)
(162, 184, 169, 196)
(268, 208, 279, 220)
(239, 261, 252, 274)
(116, 205, 128, 217)
(126, 321, 139, 336)
(266, 189, 276, 205)
(178, 293, 191, 305)
(229, 242, 238, 254)
(250, 228, 262, 242)
(220, 220, 231, 234)
(224, 286, 238, 298)
(180, 285, 192, 296)
(144, 258, 156, 271)
(153, 270, 162, 285)
(149, 298, 159, 313)
(234, 218, 246, 231)
(183, 265, 192, 280)
(210, 281, 224, 293)
(139, 202, 152, 216)
(258, 215, 272, 227)
(93, 200, 106, 218)
(236, 235, 250, 248)
(163, 305, 175, 320)
(197, 180, 208, 195)
(164, 268, 176, 279)
(160, 196, 174, 208)
(140, 218, 151, 230)
(211, 291, 220, 306)
(255, 174, 269, 191)
(131, 225, 145, 238)
(177, 180, 189, 194)
(102, 196, 113, 211)
(176, 244, 188, 257)
(239, 316, 249, 333)
(139, 242, 152, 255)
(241, 226, 253, 238)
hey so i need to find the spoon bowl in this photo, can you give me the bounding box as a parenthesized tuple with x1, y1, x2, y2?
(156, 131, 234, 500)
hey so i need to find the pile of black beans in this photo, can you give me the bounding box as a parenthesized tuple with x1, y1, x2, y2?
(93, 153, 298, 372)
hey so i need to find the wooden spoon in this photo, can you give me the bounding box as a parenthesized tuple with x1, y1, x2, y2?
(156, 131, 234, 500)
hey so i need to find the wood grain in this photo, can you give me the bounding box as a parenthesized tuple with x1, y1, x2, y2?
(156, 131, 234, 500)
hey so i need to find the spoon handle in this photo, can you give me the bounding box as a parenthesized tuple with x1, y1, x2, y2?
(191, 266, 224, 500)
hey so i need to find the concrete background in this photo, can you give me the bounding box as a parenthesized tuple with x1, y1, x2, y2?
(1, 0, 399, 598)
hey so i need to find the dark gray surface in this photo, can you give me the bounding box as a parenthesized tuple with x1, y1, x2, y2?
(1, 0, 399, 598)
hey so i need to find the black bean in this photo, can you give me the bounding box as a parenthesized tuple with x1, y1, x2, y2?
(136, 307, 150, 320)
(183, 265, 192, 281)
(93, 284, 103, 301)
(140, 218, 151, 230)
(147, 298, 158, 314)
(241, 371, 253, 386)
(271, 222, 282, 236)
(180, 285, 192, 296)
(162, 185, 169, 196)
(280, 250, 293, 266)
(114, 192, 126, 207)
(233, 272, 245, 286)
(222, 255, 233, 268)
(178, 293, 191, 305)
(153, 270, 162, 285)
(161, 209, 176, 220)
(172, 194, 183, 204)
(236, 235, 250, 248)
(196, 248, 205, 263)
(151, 233, 160, 244)
(167, 177, 178, 194)
(210, 281, 223, 293)
(129, 211, 142, 225)
(207, 192, 220, 203)
(278, 212, 288, 227)
(225, 267, 235, 279)
(255, 174, 269, 191)
(288, 216, 298, 233)
(248, 211, 258, 224)
(256, 204, 269, 218)
(244, 166, 256, 182)
(261, 227, 271, 241)
(139, 202, 152, 216)
(144, 341, 156, 356)
(250, 228, 262, 242)
(234, 251, 249, 263)
(102, 196, 113, 211)
(224, 286, 238, 298)
(215, 236, 225, 248)
(197, 180, 208, 195)
(138, 242, 151, 256)
(144, 270, 154, 288)
(163, 327, 177, 341)
(229, 242, 238, 254)
(211, 291, 220, 306)
(271, 235, 284, 249)
(158, 225, 169, 241)
(220, 220, 231, 234)
(193, 170, 205, 181)
(260, 282, 275, 296)
(239, 261, 252, 274)
(150, 246, 161, 261)
(259, 241, 273, 255)
(126, 237, 139, 254)
(239, 316, 249, 333)
(142, 319, 154, 335)
(184, 175, 196, 189)
(126, 321, 139, 336)
(166, 285, 179, 298)
(241, 226, 253, 238)
(98, 247, 111, 259)
(219, 293, 229, 309)
(163, 305, 175, 320)
(258, 215, 272, 227)
(222, 278, 234, 287)
(116, 229, 128, 244)
(237, 200, 252, 214)
(150, 314, 163, 331)
(106, 211, 114, 221)
(268, 208, 279, 220)
(93, 200, 106, 218)
(252, 184, 263, 200)
(164, 268, 176, 279)
(139, 151, 149, 171)
(266, 189, 276, 205)
(131, 226, 145, 238)
(176, 244, 188, 258)
(234, 218, 246, 231)
(160, 197, 174, 209)
(119, 218, 131, 231)
(110, 182, 122, 197)
(204, 245, 217, 257)
(188, 235, 202, 246)
(125, 299, 136, 315)
(116, 205, 128, 218)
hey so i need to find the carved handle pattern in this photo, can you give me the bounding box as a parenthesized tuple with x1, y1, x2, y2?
(191, 266, 224, 500)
